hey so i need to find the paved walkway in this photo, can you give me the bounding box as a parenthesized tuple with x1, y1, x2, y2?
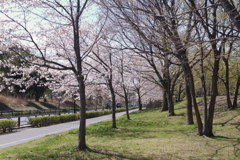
(0, 109, 138, 149)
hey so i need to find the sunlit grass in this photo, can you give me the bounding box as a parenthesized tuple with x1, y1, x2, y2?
(0, 101, 239, 159)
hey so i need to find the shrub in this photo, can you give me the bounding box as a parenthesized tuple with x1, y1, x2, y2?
(28, 117, 42, 127)
(59, 114, 79, 123)
(116, 108, 126, 112)
(29, 113, 80, 127)
(0, 120, 17, 133)
(28, 107, 137, 128)
(103, 110, 112, 115)
(86, 111, 99, 118)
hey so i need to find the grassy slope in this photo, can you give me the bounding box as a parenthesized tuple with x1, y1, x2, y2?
(0, 94, 75, 111)
(0, 97, 239, 159)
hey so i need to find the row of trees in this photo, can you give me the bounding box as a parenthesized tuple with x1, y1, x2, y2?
(98, 0, 240, 136)
(0, 0, 239, 151)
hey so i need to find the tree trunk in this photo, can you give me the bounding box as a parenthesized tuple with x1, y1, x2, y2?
(73, 99, 76, 113)
(72, 94, 76, 113)
(204, 50, 221, 137)
(137, 91, 143, 111)
(167, 90, 175, 116)
(182, 62, 203, 135)
(161, 90, 168, 111)
(35, 93, 40, 102)
(123, 86, 131, 120)
(222, 58, 233, 109)
(232, 75, 240, 109)
(77, 75, 88, 150)
(162, 81, 175, 116)
(74, 0, 89, 149)
(164, 59, 175, 116)
(108, 78, 117, 129)
(124, 96, 130, 120)
(177, 84, 183, 102)
(57, 98, 61, 115)
(185, 84, 194, 125)
(200, 51, 208, 136)
(34, 85, 40, 102)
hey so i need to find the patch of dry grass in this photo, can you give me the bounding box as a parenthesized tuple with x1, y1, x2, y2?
(0, 95, 28, 110)
(0, 94, 74, 110)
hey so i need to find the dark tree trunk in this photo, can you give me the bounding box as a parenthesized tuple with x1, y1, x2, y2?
(35, 93, 40, 102)
(200, 50, 208, 136)
(57, 98, 61, 115)
(177, 84, 183, 102)
(108, 78, 117, 129)
(161, 90, 168, 111)
(73, 100, 76, 113)
(123, 88, 131, 120)
(182, 62, 203, 135)
(164, 62, 175, 116)
(167, 90, 175, 116)
(137, 91, 143, 111)
(222, 58, 233, 109)
(124, 98, 130, 120)
(34, 85, 40, 102)
(77, 76, 88, 150)
(72, 94, 76, 113)
(185, 84, 194, 125)
(204, 43, 221, 137)
(74, 0, 89, 150)
(232, 76, 240, 109)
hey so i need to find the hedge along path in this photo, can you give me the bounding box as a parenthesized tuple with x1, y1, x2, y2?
(28, 108, 132, 127)
(0, 120, 17, 133)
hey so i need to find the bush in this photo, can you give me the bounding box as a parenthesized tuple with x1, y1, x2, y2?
(28, 107, 137, 128)
(28, 117, 42, 127)
(116, 108, 126, 112)
(0, 120, 17, 133)
(59, 114, 79, 123)
(29, 116, 60, 127)
(29, 113, 80, 127)
(103, 110, 112, 115)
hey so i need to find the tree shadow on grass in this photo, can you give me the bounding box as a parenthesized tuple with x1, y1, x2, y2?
(174, 113, 185, 116)
(213, 135, 240, 142)
(26, 102, 44, 110)
(88, 148, 185, 160)
(0, 102, 13, 111)
(209, 136, 240, 159)
(39, 102, 58, 109)
(88, 148, 150, 160)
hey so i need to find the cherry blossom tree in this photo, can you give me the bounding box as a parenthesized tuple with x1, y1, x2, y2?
(90, 39, 121, 128)
(0, 0, 104, 150)
(98, 0, 202, 132)
(115, 51, 133, 120)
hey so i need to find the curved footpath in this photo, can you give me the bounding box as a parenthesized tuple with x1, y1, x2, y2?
(0, 109, 138, 149)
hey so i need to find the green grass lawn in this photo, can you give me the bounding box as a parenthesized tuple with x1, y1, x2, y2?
(0, 102, 239, 160)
